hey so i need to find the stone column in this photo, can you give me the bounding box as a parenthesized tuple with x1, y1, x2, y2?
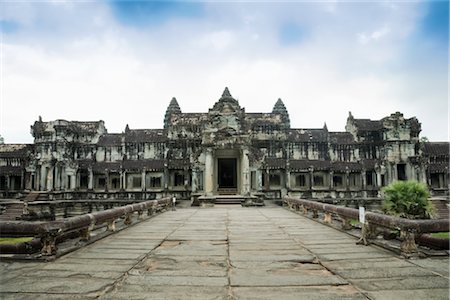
(309, 168, 314, 189)
(119, 170, 124, 190)
(122, 171, 127, 190)
(204, 148, 214, 195)
(47, 166, 54, 191)
(6, 175, 10, 190)
(105, 170, 109, 192)
(70, 173, 76, 190)
(329, 171, 334, 189)
(345, 170, 350, 191)
(376, 171, 382, 188)
(40, 166, 46, 191)
(241, 148, 250, 195)
(191, 169, 198, 193)
(88, 167, 93, 190)
(256, 169, 263, 191)
(141, 169, 146, 191)
(54, 165, 60, 191)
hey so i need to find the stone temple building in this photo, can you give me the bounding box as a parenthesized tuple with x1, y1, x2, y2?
(0, 88, 448, 203)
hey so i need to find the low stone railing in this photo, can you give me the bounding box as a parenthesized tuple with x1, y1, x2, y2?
(0, 197, 172, 258)
(284, 197, 449, 256)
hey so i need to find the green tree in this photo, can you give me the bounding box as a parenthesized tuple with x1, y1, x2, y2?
(382, 180, 433, 219)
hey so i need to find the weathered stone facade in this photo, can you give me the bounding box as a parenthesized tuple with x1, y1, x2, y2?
(0, 88, 448, 200)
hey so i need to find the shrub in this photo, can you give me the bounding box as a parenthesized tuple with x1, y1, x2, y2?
(382, 180, 433, 219)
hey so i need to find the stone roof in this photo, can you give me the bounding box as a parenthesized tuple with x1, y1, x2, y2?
(428, 163, 449, 173)
(168, 159, 190, 169)
(328, 132, 355, 144)
(289, 160, 365, 172)
(92, 162, 122, 173)
(423, 142, 449, 157)
(287, 129, 327, 142)
(122, 159, 165, 171)
(353, 119, 383, 131)
(0, 166, 23, 176)
(0, 144, 31, 158)
(98, 134, 123, 146)
(125, 129, 166, 143)
(265, 158, 286, 169)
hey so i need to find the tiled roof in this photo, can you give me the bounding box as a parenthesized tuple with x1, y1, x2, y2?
(98, 134, 123, 146)
(354, 119, 383, 131)
(328, 132, 355, 144)
(287, 129, 327, 142)
(423, 142, 449, 157)
(92, 162, 121, 173)
(0, 144, 31, 158)
(428, 163, 449, 173)
(0, 166, 24, 175)
(122, 159, 165, 171)
(168, 159, 190, 169)
(289, 160, 330, 171)
(125, 129, 166, 143)
(265, 158, 286, 169)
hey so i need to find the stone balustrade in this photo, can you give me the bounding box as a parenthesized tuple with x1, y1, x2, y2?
(283, 197, 449, 256)
(0, 197, 172, 258)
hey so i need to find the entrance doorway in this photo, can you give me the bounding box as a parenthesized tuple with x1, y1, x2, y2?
(217, 158, 237, 193)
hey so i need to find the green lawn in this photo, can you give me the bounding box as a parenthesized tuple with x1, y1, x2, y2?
(0, 237, 34, 245)
(431, 232, 450, 239)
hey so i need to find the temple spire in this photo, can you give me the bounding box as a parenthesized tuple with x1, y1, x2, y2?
(164, 97, 182, 129)
(272, 98, 290, 128)
(221, 87, 232, 98)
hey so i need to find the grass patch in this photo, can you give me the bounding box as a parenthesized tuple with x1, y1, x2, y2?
(0, 237, 34, 245)
(431, 232, 450, 239)
(349, 219, 360, 225)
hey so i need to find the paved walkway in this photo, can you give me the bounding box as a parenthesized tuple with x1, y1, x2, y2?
(1, 206, 449, 299)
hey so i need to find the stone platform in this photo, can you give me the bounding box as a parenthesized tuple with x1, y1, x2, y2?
(1, 207, 448, 299)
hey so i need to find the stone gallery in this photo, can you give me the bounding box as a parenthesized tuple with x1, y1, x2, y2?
(0, 88, 448, 202)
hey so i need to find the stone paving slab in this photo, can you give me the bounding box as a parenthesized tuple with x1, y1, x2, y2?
(232, 286, 367, 300)
(1, 206, 449, 300)
(366, 289, 450, 300)
(111, 285, 228, 300)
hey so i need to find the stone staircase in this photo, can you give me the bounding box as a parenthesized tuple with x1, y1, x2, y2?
(0, 202, 24, 221)
(214, 195, 244, 205)
(0, 192, 50, 221)
(431, 199, 449, 219)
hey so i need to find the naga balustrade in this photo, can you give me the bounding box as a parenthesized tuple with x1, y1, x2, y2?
(284, 197, 449, 256)
(0, 197, 172, 257)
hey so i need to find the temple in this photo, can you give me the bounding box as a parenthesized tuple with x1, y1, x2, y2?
(0, 88, 448, 203)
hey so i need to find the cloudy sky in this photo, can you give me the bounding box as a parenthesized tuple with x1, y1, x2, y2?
(0, 1, 448, 143)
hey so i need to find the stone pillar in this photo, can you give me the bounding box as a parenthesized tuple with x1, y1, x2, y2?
(362, 171, 367, 190)
(285, 169, 291, 190)
(309, 168, 314, 189)
(345, 170, 350, 191)
(376, 171, 382, 188)
(54, 165, 60, 191)
(105, 170, 109, 192)
(122, 171, 127, 190)
(70, 173, 76, 190)
(141, 169, 146, 191)
(329, 171, 334, 189)
(40, 166, 46, 191)
(47, 166, 54, 191)
(191, 169, 198, 193)
(119, 170, 124, 190)
(5, 175, 10, 190)
(204, 148, 214, 195)
(263, 168, 269, 191)
(88, 167, 93, 190)
(241, 148, 250, 195)
(256, 169, 263, 191)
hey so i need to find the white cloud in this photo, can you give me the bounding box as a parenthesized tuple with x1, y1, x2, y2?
(0, 2, 447, 143)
